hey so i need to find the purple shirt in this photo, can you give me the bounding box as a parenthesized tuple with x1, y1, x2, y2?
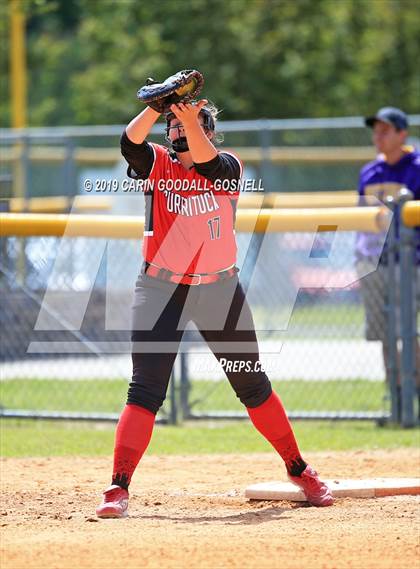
(356, 148, 420, 264)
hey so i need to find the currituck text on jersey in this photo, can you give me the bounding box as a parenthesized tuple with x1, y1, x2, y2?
(163, 189, 220, 216)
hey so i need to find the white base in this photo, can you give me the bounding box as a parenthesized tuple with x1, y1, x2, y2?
(245, 478, 420, 501)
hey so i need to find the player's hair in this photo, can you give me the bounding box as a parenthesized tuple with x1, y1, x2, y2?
(201, 101, 224, 144)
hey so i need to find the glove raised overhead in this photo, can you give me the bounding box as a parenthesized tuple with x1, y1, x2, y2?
(137, 69, 204, 114)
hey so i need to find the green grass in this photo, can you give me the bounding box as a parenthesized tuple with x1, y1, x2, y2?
(289, 304, 364, 328)
(1, 419, 418, 458)
(253, 304, 364, 337)
(0, 378, 386, 413)
(1, 378, 130, 413)
(189, 379, 386, 412)
(3, 375, 415, 459)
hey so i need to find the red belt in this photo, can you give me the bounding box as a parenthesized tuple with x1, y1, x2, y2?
(144, 263, 238, 286)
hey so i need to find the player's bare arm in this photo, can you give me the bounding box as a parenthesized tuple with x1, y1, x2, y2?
(126, 106, 161, 144)
(170, 100, 218, 163)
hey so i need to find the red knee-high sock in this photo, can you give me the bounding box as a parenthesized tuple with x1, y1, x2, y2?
(247, 391, 307, 476)
(111, 404, 156, 489)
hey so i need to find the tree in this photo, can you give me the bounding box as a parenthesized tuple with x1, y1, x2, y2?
(1, 0, 419, 126)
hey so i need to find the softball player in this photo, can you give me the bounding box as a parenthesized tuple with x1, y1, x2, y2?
(96, 100, 333, 517)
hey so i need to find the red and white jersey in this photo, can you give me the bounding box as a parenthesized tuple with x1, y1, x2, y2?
(142, 143, 243, 274)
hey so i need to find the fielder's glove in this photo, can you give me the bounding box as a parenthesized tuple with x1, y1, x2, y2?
(137, 69, 204, 114)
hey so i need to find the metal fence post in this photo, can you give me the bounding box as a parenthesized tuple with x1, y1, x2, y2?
(398, 188, 416, 427)
(63, 138, 76, 283)
(63, 138, 76, 201)
(179, 350, 190, 420)
(259, 120, 271, 191)
(169, 368, 178, 425)
(16, 136, 30, 286)
(12, 135, 29, 201)
(384, 196, 399, 423)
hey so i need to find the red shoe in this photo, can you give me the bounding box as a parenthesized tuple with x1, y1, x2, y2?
(288, 465, 334, 507)
(96, 485, 129, 518)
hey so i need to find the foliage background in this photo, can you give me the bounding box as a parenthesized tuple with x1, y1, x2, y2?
(1, 0, 420, 127)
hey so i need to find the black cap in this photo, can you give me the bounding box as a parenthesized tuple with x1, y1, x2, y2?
(365, 107, 408, 130)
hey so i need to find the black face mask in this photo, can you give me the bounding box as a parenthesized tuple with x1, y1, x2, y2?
(166, 110, 215, 154)
(170, 136, 189, 153)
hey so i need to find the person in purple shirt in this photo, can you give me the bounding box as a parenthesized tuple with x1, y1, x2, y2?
(355, 107, 420, 421)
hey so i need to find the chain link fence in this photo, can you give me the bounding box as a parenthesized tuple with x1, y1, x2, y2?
(1, 116, 419, 200)
(0, 233, 177, 423)
(1, 117, 419, 424)
(1, 223, 417, 424)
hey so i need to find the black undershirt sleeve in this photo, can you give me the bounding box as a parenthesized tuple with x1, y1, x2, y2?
(120, 130, 155, 180)
(193, 153, 241, 183)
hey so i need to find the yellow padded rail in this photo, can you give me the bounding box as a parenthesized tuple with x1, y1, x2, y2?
(401, 201, 420, 228)
(0, 207, 389, 238)
(237, 207, 388, 233)
(0, 213, 144, 239)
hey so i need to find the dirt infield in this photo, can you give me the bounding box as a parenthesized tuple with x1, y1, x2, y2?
(1, 449, 419, 569)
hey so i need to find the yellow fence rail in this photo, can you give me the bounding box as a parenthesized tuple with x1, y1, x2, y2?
(401, 201, 420, 228)
(1, 191, 367, 214)
(0, 207, 389, 238)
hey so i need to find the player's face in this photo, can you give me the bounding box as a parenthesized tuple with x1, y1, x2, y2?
(168, 118, 213, 141)
(167, 119, 186, 141)
(372, 121, 406, 155)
